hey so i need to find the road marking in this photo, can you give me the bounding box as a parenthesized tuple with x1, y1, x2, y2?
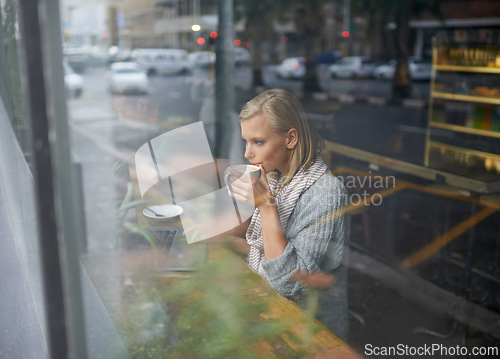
(338, 94, 355, 103)
(402, 98, 426, 109)
(312, 92, 329, 101)
(306, 113, 334, 122)
(403, 206, 498, 268)
(367, 96, 387, 105)
(306, 102, 342, 112)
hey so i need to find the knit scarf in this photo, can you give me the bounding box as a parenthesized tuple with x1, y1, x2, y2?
(245, 156, 328, 271)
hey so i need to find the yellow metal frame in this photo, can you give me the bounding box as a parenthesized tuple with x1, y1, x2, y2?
(435, 64, 500, 74)
(429, 121, 500, 139)
(428, 140, 500, 161)
(431, 91, 500, 106)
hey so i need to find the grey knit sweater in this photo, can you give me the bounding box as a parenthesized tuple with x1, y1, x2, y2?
(257, 172, 350, 339)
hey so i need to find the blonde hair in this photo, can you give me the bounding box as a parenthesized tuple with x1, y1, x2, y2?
(239, 89, 324, 185)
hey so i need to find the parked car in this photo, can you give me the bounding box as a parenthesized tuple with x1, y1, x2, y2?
(63, 62, 83, 98)
(188, 51, 216, 69)
(109, 62, 149, 94)
(275, 57, 306, 79)
(131, 48, 191, 75)
(315, 50, 342, 64)
(108, 46, 132, 64)
(373, 57, 432, 81)
(234, 47, 250, 65)
(328, 56, 376, 78)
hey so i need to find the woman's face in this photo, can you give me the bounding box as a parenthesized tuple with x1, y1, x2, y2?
(241, 112, 291, 173)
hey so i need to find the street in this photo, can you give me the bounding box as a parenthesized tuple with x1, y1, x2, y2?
(265, 64, 430, 99)
(74, 63, 431, 115)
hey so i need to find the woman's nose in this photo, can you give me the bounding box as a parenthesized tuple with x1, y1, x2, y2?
(244, 147, 252, 159)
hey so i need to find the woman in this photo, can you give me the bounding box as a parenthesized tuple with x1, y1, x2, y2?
(228, 89, 350, 339)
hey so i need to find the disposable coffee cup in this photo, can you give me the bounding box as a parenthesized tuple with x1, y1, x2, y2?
(224, 164, 261, 193)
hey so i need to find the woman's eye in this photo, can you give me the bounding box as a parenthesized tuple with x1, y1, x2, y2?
(254, 141, 264, 145)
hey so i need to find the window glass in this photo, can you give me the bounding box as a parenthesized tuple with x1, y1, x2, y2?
(0, 0, 48, 357)
(18, 0, 500, 358)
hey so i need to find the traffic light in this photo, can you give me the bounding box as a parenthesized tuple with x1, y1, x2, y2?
(341, 31, 350, 39)
(209, 31, 217, 45)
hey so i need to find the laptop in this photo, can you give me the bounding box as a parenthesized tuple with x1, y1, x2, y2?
(147, 226, 207, 272)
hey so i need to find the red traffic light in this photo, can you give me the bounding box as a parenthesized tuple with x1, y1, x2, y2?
(209, 31, 218, 39)
(197, 37, 205, 45)
(341, 31, 350, 39)
(234, 39, 241, 46)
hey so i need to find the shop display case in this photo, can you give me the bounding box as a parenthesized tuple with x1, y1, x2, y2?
(425, 42, 500, 182)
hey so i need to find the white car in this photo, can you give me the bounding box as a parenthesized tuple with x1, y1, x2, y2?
(373, 57, 432, 81)
(132, 48, 191, 75)
(63, 62, 83, 98)
(110, 62, 149, 94)
(188, 51, 216, 69)
(328, 56, 376, 78)
(275, 57, 306, 79)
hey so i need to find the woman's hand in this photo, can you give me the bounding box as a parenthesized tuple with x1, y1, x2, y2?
(227, 165, 274, 208)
